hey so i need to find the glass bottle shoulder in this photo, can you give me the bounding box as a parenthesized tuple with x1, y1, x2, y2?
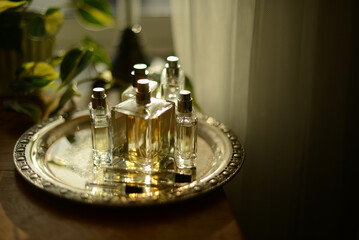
(121, 86, 136, 101)
(89, 103, 110, 117)
(161, 68, 185, 86)
(112, 97, 173, 119)
(121, 80, 159, 101)
(176, 112, 198, 126)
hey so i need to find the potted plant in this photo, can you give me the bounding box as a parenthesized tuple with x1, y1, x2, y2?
(0, 0, 114, 122)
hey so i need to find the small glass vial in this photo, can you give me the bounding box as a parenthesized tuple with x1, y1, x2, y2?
(121, 63, 158, 101)
(89, 87, 112, 166)
(160, 56, 185, 103)
(175, 90, 197, 170)
(112, 79, 174, 171)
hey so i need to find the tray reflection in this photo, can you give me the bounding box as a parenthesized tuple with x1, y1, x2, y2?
(14, 111, 242, 206)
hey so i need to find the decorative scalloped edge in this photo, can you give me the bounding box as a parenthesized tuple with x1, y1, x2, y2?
(13, 112, 244, 206)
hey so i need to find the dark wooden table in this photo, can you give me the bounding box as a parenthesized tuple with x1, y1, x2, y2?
(0, 106, 243, 240)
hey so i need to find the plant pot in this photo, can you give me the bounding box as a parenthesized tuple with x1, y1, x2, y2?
(0, 11, 54, 96)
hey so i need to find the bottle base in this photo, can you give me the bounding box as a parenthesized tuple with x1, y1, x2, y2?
(175, 156, 196, 169)
(93, 150, 112, 166)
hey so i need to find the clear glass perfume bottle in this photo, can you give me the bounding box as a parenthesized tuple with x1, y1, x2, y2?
(175, 90, 197, 170)
(160, 56, 185, 103)
(89, 87, 112, 166)
(112, 79, 174, 171)
(121, 63, 158, 101)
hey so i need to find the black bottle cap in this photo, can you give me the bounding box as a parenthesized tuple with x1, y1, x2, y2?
(177, 90, 193, 113)
(167, 56, 179, 69)
(131, 64, 149, 87)
(91, 87, 107, 108)
(136, 79, 151, 105)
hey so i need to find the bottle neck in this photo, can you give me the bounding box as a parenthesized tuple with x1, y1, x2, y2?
(136, 92, 151, 105)
(166, 67, 180, 84)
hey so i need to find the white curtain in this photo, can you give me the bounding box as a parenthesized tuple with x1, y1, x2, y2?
(170, 0, 355, 239)
(170, 0, 255, 141)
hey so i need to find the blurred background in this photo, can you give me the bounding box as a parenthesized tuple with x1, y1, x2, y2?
(1, 0, 357, 239)
(28, 0, 174, 59)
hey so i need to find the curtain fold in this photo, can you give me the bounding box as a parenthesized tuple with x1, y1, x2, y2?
(170, 0, 355, 239)
(170, 0, 255, 141)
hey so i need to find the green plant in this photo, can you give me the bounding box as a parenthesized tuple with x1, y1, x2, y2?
(1, 0, 114, 123)
(6, 35, 113, 122)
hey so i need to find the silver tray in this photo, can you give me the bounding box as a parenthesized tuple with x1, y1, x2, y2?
(13, 110, 244, 206)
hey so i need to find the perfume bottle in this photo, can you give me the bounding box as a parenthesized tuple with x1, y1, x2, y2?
(112, 79, 174, 171)
(160, 56, 185, 103)
(89, 87, 112, 166)
(121, 63, 158, 101)
(175, 90, 197, 170)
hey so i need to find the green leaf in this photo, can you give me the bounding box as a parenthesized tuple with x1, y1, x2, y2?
(18, 62, 58, 79)
(45, 7, 59, 15)
(59, 48, 93, 88)
(49, 55, 63, 66)
(3, 100, 42, 123)
(185, 75, 203, 113)
(11, 62, 58, 93)
(44, 8, 63, 35)
(82, 35, 111, 68)
(26, 14, 46, 38)
(0, 1, 26, 13)
(76, 0, 113, 29)
(51, 84, 80, 116)
(26, 8, 63, 38)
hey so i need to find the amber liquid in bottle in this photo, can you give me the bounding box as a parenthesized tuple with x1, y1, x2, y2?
(127, 115, 160, 162)
(111, 80, 174, 171)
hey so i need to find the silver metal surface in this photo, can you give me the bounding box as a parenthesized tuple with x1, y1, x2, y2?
(13, 110, 244, 206)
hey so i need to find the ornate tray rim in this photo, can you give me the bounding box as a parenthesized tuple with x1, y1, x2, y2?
(13, 110, 245, 207)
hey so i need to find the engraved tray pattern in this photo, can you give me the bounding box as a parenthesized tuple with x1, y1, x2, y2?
(13, 110, 244, 206)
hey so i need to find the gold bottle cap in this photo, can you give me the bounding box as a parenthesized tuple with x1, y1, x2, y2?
(91, 87, 107, 108)
(136, 79, 151, 105)
(177, 90, 192, 113)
